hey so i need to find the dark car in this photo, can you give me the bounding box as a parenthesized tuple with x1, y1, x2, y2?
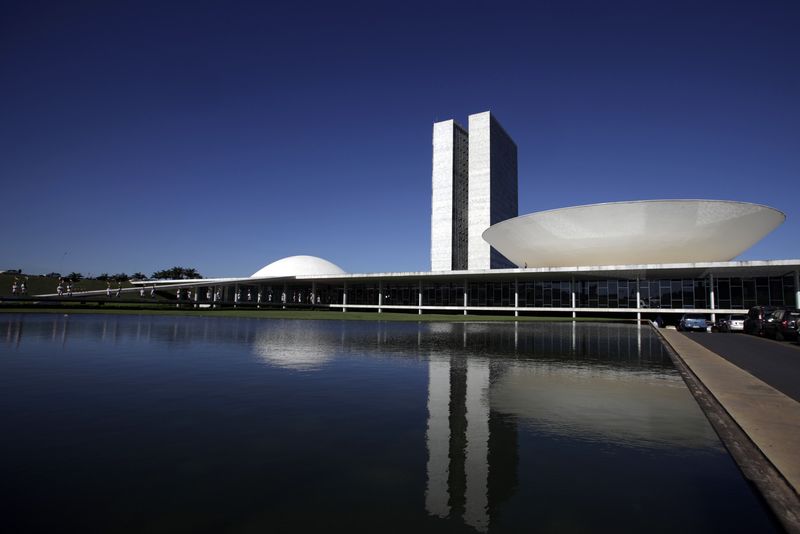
(678, 314, 709, 332)
(744, 306, 777, 336)
(763, 308, 800, 341)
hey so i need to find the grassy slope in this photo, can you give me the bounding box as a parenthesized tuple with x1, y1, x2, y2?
(0, 273, 135, 297)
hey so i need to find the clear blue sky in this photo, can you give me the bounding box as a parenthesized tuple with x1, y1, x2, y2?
(2, 1, 798, 277)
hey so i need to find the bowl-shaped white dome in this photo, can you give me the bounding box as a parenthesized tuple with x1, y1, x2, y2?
(250, 255, 346, 278)
(482, 200, 784, 268)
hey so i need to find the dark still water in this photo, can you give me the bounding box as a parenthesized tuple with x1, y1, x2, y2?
(0, 314, 776, 533)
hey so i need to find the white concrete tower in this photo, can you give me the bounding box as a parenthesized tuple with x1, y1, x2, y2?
(467, 111, 518, 270)
(431, 119, 469, 271)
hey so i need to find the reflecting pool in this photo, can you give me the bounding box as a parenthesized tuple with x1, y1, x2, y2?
(0, 314, 778, 533)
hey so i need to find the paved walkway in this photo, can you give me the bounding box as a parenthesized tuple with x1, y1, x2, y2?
(660, 329, 800, 499)
(681, 331, 800, 402)
(659, 329, 800, 534)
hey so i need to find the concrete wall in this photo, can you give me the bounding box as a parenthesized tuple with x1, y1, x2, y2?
(431, 120, 456, 271)
(468, 112, 518, 270)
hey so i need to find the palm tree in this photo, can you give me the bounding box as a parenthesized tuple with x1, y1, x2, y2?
(152, 266, 203, 280)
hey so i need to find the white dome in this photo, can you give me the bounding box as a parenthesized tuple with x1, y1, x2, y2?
(482, 200, 785, 268)
(250, 255, 346, 278)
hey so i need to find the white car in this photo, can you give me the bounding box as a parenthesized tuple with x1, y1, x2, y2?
(721, 314, 746, 332)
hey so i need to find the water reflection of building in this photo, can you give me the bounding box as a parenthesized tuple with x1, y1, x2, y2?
(252, 327, 336, 371)
(424, 322, 718, 531)
(425, 342, 518, 531)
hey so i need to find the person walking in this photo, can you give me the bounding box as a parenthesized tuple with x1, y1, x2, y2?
(66, 283, 72, 297)
(150, 285, 156, 298)
(57, 283, 63, 296)
(116, 284, 122, 298)
(106, 282, 112, 298)
(139, 286, 145, 298)
(20, 280, 27, 295)
(11, 280, 17, 295)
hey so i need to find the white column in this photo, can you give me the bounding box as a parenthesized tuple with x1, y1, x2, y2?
(418, 280, 423, 315)
(795, 271, 800, 309)
(342, 282, 347, 313)
(463, 279, 468, 316)
(571, 277, 577, 319)
(636, 277, 641, 323)
(311, 282, 316, 308)
(234, 283, 239, 309)
(514, 277, 519, 317)
(709, 273, 716, 323)
(378, 280, 383, 314)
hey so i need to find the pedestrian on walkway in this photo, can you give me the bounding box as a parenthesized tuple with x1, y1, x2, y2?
(139, 286, 145, 298)
(151, 285, 156, 298)
(116, 284, 122, 298)
(106, 282, 111, 298)
(57, 283, 63, 296)
(11, 280, 17, 295)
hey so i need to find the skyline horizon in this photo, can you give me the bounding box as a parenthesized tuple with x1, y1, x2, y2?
(3, 2, 798, 276)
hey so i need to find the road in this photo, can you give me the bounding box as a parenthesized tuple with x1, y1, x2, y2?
(681, 331, 800, 403)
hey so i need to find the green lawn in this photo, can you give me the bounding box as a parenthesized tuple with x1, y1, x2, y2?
(0, 273, 135, 297)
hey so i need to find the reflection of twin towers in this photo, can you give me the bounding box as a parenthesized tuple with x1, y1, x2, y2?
(425, 353, 518, 532)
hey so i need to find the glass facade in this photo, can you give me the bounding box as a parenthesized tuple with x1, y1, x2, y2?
(191, 273, 797, 312)
(422, 282, 464, 306)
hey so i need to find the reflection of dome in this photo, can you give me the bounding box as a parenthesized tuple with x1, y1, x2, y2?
(490, 363, 720, 450)
(482, 200, 785, 268)
(252, 327, 335, 371)
(250, 255, 346, 278)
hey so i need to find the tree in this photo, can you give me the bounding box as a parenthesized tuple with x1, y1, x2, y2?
(152, 266, 203, 280)
(111, 273, 129, 282)
(67, 272, 83, 281)
(130, 272, 147, 280)
(96, 273, 110, 281)
(46, 272, 61, 278)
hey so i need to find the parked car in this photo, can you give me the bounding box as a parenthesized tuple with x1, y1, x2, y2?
(678, 314, 709, 332)
(744, 306, 777, 336)
(718, 314, 746, 333)
(763, 308, 800, 340)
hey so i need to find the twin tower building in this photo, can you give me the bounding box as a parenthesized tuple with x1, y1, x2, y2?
(431, 111, 518, 272)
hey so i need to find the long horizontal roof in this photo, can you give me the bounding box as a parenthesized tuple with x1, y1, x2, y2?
(141, 259, 800, 285)
(33, 259, 800, 298)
